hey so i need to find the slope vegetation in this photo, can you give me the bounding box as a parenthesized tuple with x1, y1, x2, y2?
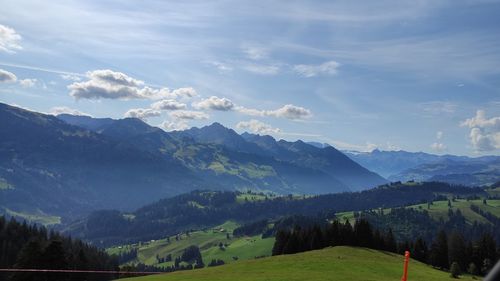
(117, 246, 475, 281)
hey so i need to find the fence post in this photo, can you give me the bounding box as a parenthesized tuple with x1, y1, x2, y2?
(401, 251, 410, 281)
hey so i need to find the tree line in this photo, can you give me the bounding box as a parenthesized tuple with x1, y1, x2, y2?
(71, 181, 485, 246)
(272, 218, 498, 277)
(0, 216, 119, 281)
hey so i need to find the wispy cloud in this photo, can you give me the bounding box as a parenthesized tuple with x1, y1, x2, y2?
(293, 61, 340, 77)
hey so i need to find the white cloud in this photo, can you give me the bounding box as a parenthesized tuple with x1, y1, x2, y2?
(268, 104, 312, 119)
(431, 131, 447, 152)
(19, 78, 37, 88)
(169, 110, 209, 120)
(60, 74, 82, 81)
(461, 110, 500, 151)
(124, 108, 161, 120)
(193, 96, 235, 111)
(49, 106, 90, 116)
(68, 69, 195, 100)
(293, 61, 340, 77)
(0, 24, 22, 53)
(0, 68, 17, 83)
(236, 119, 281, 134)
(242, 64, 280, 75)
(159, 120, 190, 132)
(236, 104, 312, 120)
(171, 87, 198, 99)
(88, 69, 144, 87)
(151, 99, 187, 110)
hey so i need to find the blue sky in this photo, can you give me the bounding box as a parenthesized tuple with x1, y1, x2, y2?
(0, 0, 499, 156)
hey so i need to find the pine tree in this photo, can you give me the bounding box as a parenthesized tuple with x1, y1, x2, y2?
(42, 240, 68, 281)
(384, 228, 397, 253)
(430, 230, 448, 269)
(448, 232, 466, 270)
(11, 240, 44, 281)
(412, 237, 428, 263)
(354, 219, 373, 248)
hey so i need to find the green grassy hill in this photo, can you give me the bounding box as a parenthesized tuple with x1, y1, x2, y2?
(107, 221, 274, 267)
(337, 199, 500, 224)
(116, 246, 476, 281)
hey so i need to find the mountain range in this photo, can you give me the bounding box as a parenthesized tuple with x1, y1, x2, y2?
(1, 102, 498, 222)
(344, 149, 499, 186)
(0, 103, 385, 220)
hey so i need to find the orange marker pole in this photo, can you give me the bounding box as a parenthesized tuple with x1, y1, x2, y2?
(401, 251, 410, 281)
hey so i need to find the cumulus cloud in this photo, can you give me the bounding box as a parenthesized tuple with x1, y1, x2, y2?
(169, 110, 209, 120)
(159, 120, 190, 132)
(151, 99, 187, 110)
(461, 110, 500, 151)
(236, 119, 281, 134)
(193, 96, 235, 111)
(49, 106, 90, 116)
(293, 61, 340, 77)
(0, 68, 17, 83)
(0, 24, 22, 53)
(268, 104, 312, 119)
(124, 108, 161, 120)
(171, 87, 198, 99)
(68, 69, 196, 100)
(19, 78, 37, 88)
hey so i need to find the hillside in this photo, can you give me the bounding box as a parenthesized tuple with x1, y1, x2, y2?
(116, 246, 475, 281)
(65, 182, 485, 246)
(107, 221, 274, 268)
(337, 199, 500, 225)
(62, 114, 387, 193)
(0, 103, 203, 220)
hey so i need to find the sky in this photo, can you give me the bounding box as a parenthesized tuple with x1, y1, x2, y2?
(0, 0, 499, 156)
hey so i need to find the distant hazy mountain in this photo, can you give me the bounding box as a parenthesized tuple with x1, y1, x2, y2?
(389, 157, 499, 186)
(344, 149, 499, 186)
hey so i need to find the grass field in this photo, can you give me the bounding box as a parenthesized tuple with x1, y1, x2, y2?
(1, 207, 61, 225)
(336, 199, 500, 224)
(107, 221, 274, 267)
(116, 246, 476, 281)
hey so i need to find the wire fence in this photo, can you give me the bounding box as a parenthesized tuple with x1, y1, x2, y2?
(0, 268, 164, 275)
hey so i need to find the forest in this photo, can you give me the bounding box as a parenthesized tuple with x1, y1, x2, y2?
(0, 216, 118, 281)
(272, 218, 498, 277)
